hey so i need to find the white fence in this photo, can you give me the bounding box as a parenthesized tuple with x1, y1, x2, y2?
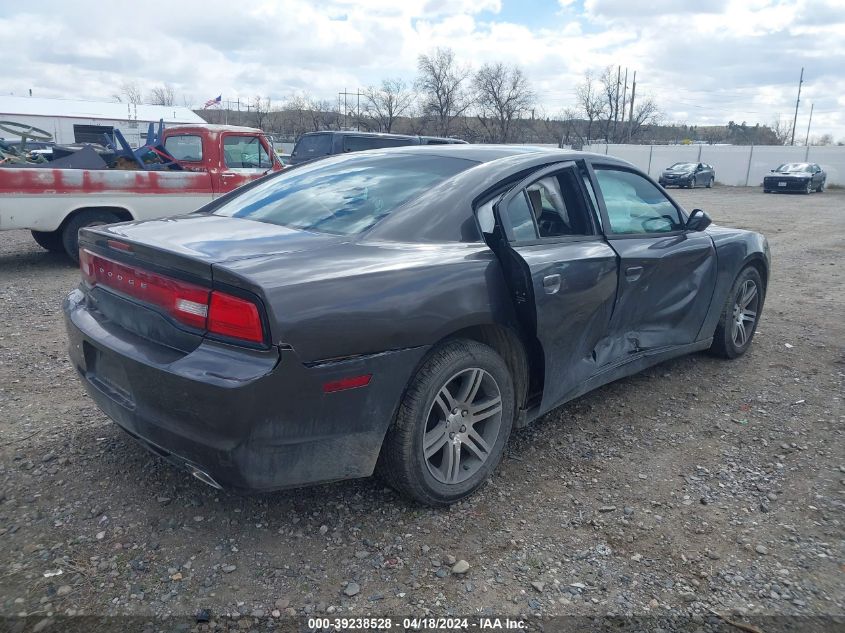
(582, 143, 845, 187)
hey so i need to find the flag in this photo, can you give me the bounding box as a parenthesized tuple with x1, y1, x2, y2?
(203, 95, 222, 109)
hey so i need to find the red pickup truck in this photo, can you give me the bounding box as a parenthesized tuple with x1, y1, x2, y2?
(0, 124, 282, 260)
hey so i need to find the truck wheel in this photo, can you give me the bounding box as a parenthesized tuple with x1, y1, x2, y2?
(61, 210, 121, 262)
(31, 229, 64, 253)
(377, 339, 514, 506)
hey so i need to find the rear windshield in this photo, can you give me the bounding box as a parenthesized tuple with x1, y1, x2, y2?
(292, 133, 332, 158)
(211, 153, 476, 235)
(164, 134, 203, 161)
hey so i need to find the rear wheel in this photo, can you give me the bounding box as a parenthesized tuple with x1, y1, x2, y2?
(61, 210, 121, 262)
(378, 339, 514, 506)
(31, 229, 64, 252)
(710, 266, 764, 359)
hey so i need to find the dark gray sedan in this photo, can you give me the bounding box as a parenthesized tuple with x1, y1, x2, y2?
(64, 146, 770, 506)
(658, 162, 715, 188)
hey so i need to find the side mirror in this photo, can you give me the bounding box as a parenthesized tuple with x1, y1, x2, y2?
(686, 208, 712, 232)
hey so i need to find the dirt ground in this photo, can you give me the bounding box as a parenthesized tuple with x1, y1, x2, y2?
(0, 187, 842, 628)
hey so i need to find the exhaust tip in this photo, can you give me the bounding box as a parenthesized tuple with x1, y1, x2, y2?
(189, 467, 222, 490)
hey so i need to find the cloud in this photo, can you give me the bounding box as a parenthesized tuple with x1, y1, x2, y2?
(0, 0, 842, 139)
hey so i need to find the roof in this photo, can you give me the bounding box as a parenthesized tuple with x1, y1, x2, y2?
(166, 124, 263, 134)
(0, 96, 205, 124)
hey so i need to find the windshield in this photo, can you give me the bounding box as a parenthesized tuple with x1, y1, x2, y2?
(774, 163, 811, 173)
(211, 153, 476, 235)
(668, 162, 696, 170)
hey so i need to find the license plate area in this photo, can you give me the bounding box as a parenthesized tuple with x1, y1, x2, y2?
(83, 341, 135, 408)
(778, 181, 787, 187)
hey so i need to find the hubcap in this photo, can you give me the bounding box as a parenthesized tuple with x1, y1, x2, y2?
(423, 368, 503, 485)
(731, 279, 759, 348)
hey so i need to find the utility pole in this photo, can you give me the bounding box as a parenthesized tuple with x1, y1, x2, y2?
(338, 89, 365, 131)
(790, 67, 803, 146)
(804, 102, 814, 146)
(612, 65, 621, 142)
(620, 67, 628, 141)
(627, 71, 637, 143)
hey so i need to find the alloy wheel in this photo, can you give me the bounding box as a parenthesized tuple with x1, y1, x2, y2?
(731, 279, 759, 348)
(689, 176, 696, 189)
(423, 368, 503, 485)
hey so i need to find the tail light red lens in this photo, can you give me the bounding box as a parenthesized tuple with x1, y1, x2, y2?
(208, 291, 264, 343)
(79, 249, 265, 344)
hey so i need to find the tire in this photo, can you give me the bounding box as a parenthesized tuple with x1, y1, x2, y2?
(688, 177, 696, 189)
(763, 189, 771, 194)
(710, 266, 765, 359)
(816, 180, 825, 193)
(31, 229, 64, 252)
(706, 177, 714, 189)
(804, 181, 813, 195)
(61, 209, 121, 262)
(378, 338, 515, 506)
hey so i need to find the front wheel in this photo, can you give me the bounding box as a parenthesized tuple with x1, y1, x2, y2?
(710, 266, 764, 359)
(378, 339, 515, 506)
(706, 177, 714, 188)
(688, 176, 696, 189)
(804, 180, 813, 195)
(816, 180, 825, 193)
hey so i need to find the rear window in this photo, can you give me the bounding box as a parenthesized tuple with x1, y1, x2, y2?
(164, 134, 203, 161)
(211, 154, 476, 236)
(292, 133, 332, 158)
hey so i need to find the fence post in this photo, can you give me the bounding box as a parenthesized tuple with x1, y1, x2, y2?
(605, 143, 609, 155)
(647, 145, 653, 176)
(805, 144, 810, 161)
(745, 145, 754, 187)
(697, 144, 702, 162)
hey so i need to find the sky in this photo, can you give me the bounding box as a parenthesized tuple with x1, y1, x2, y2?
(1, 0, 844, 140)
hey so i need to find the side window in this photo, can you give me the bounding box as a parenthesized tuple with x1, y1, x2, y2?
(580, 170, 602, 229)
(223, 135, 270, 169)
(343, 136, 412, 152)
(164, 134, 203, 162)
(594, 168, 684, 235)
(523, 169, 593, 237)
(505, 191, 539, 241)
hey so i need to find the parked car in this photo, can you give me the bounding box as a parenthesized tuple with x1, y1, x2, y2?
(763, 162, 826, 194)
(658, 162, 715, 188)
(0, 124, 282, 260)
(289, 130, 466, 165)
(64, 146, 769, 506)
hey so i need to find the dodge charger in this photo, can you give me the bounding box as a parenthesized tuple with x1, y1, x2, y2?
(63, 146, 770, 506)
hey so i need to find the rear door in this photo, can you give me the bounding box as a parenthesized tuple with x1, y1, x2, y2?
(218, 133, 274, 193)
(487, 161, 619, 411)
(586, 162, 717, 363)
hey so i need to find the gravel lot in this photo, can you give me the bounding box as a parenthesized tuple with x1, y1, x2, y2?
(0, 187, 842, 628)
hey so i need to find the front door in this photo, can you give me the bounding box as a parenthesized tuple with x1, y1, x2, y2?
(488, 161, 619, 412)
(586, 163, 718, 365)
(218, 134, 274, 194)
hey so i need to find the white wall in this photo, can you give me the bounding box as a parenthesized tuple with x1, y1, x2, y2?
(2, 114, 186, 147)
(583, 143, 845, 186)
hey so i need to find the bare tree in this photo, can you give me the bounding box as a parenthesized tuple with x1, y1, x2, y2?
(770, 117, 794, 145)
(575, 72, 605, 143)
(251, 95, 272, 131)
(627, 96, 661, 141)
(113, 82, 143, 105)
(149, 84, 176, 106)
(416, 47, 471, 137)
(363, 79, 414, 133)
(472, 62, 535, 143)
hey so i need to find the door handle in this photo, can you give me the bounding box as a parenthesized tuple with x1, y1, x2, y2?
(221, 173, 236, 179)
(543, 274, 561, 294)
(625, 266, 644, 281)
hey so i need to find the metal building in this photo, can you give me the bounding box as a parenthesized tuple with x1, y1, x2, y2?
(0, 96, 205, 147)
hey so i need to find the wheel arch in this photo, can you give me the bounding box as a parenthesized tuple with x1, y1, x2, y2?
(59, 205, 134, 231)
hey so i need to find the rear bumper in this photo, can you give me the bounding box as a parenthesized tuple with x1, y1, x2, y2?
(63, 288, 427, 492)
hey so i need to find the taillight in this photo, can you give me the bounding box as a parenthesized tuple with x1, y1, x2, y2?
(79, 249, 265, 344)
(208, 291, 264, 343)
